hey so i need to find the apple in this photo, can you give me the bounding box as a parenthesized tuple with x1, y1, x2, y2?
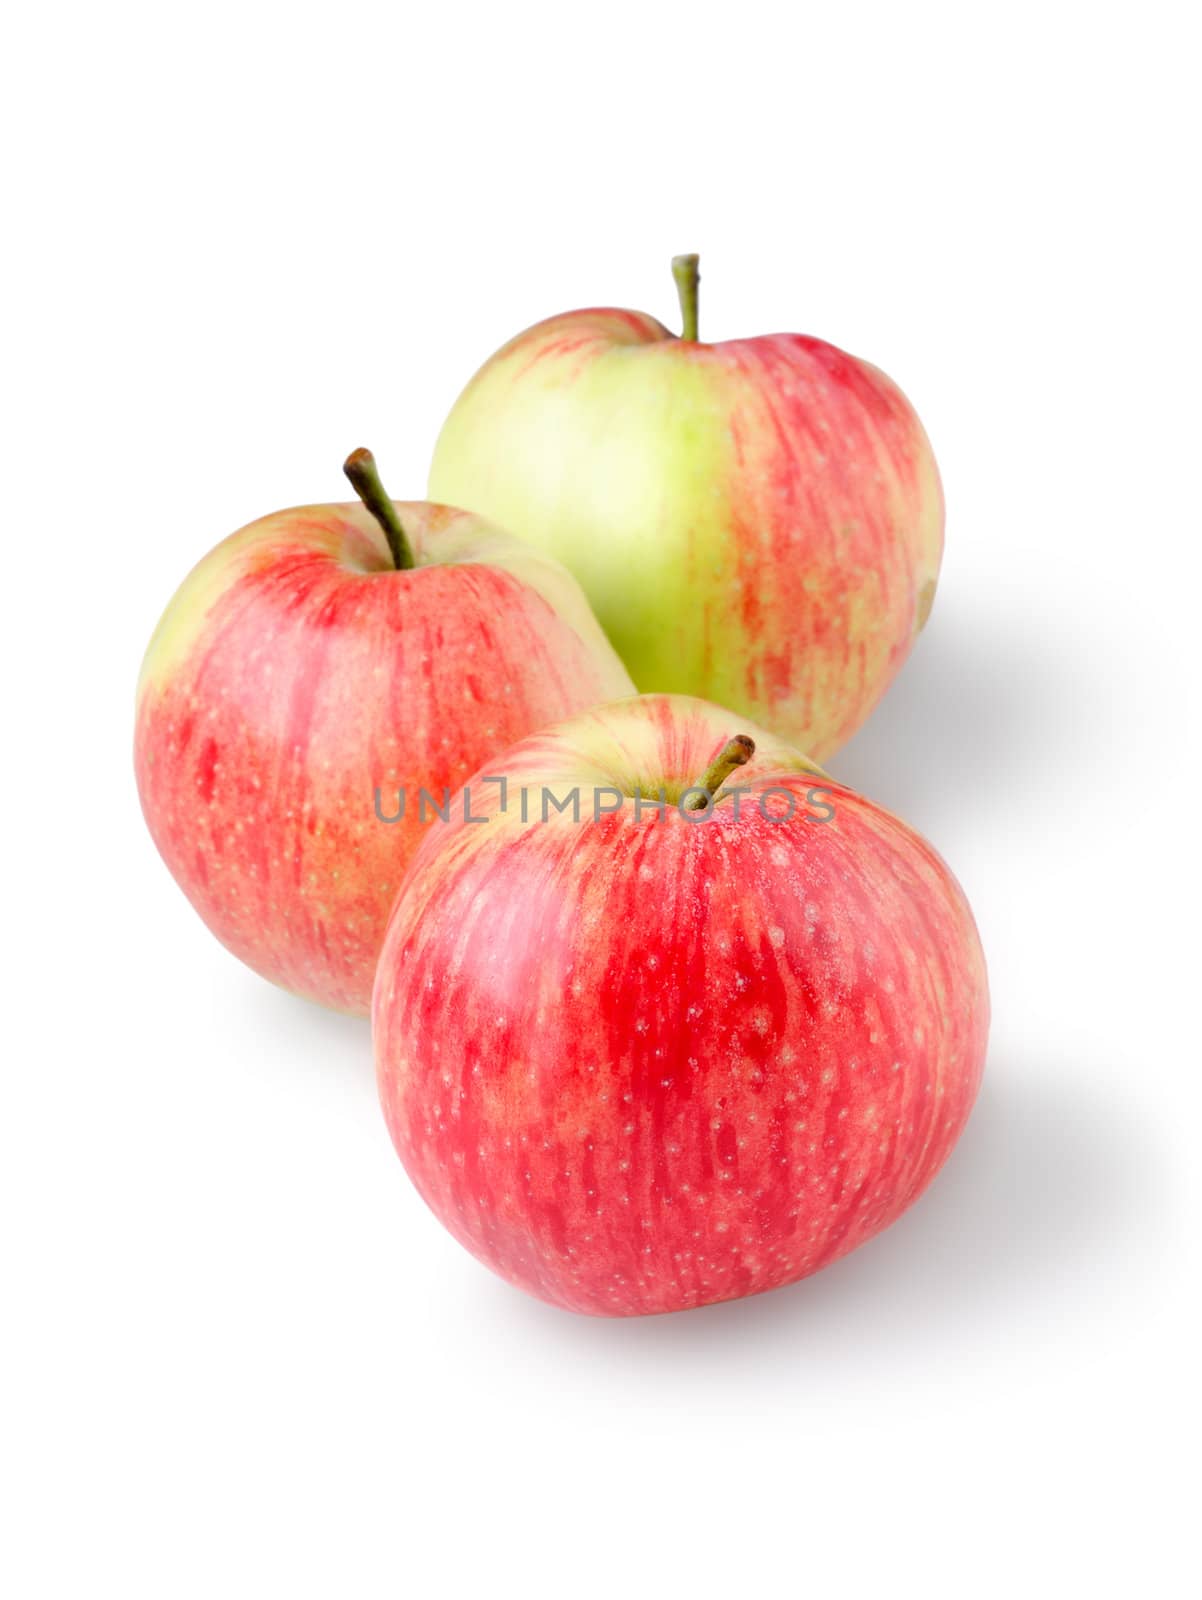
(134, 450, 635, 1014)
(374, 693, 989, 1316)
(428, 254, 944, 761)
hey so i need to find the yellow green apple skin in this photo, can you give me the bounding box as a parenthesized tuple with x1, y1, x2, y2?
(134, 457, 635, 1014)
(428, 259, 943, 761)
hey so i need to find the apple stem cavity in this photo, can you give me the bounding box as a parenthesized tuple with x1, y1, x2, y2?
(672, 253, 701, 342)
(343, 448, 417, 571)
(688, 734, 754, 809)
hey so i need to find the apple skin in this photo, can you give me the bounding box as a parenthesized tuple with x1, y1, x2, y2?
(134, 499, 635, 1014)
(374, 694, 988, 1316)
(429, 302, 943, 761)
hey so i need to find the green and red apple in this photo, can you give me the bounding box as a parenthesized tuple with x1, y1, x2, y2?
(429, 256, 943, 761)
(134, 451, 635, 1014)
(374, 693, 989, 1316)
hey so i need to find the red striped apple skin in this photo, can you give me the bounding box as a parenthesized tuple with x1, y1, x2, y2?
(429, 293, 944, 761)
(374, 695, 988, 1316)
(134, 500, 634, 1014)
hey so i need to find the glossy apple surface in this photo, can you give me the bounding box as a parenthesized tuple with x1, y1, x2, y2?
(134, 463, 635, 1014)
(374, 694, 988, 1315)
(429, 257, 943, 761)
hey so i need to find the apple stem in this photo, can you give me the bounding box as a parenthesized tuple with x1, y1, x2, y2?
(672, 254, 701, 342)
(343, 448, 416, 571)
(688, 734, 754, 809)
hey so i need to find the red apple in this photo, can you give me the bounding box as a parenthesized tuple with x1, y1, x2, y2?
(374, 694, 988, 1316)
(134, 450, 635, 1014)
(429, 254, 944, 760)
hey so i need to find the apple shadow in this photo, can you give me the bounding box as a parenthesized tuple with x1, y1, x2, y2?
(228, 973, 377, 1102)
(490, 1059, 1160, 1358)
(826, 603, 1089, 832)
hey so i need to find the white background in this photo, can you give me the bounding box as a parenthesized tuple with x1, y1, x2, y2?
(3, 3, 1198, 1595)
